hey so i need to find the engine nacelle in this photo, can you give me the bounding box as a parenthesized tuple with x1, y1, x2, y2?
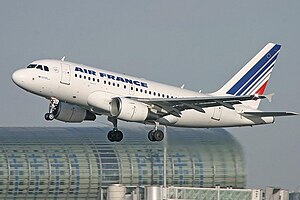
(53, 102, 96, 123)
(110, 97, 153, 122)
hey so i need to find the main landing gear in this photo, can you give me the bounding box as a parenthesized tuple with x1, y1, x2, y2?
(107, 117, 164, 142)
(45, 97, 59, 121)
(148, 122, 164, 142)
(148, 129, 164, 142)
(107, 129, 123, 142)
(107, 117, 123, 142)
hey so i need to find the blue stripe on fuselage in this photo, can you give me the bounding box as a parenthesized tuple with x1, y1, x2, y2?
(227, 44, 281, 95)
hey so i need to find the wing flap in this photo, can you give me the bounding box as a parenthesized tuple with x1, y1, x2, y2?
(130, 94, 266, 117)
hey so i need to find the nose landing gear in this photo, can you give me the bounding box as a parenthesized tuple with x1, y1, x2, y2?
(45, 97, 59, 121)
(44, 113, 55, 120)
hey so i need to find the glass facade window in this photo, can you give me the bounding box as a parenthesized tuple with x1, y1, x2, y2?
(0, 127, 245, 199)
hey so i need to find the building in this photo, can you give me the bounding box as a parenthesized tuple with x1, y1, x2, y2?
(289, 191, 300, 200)
(0, 126, 245, 199)
(265, 187, 289, 200)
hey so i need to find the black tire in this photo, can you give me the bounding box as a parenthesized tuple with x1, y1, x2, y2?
(148, 130, 155, 141)
(48, 113, 55, 120)
(114, 130, 123, 142)
(153, 130, 164, 141)
(107, 130, 115, 142)
(44, 113, 49, 120)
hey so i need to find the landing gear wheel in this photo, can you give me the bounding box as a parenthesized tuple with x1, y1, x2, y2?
(153, 130, 164, 141)
(107, 130, 123, 142)
(148, 130, 164, 142)
(114, 130, 123, 142)
(148, 130, 155, 141)
(107, 130, 115, 142)
(44, 113, 54, 121)
(48, 113, 54, 120)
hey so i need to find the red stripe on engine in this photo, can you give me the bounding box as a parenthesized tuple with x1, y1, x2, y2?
(256, 81, 269, 95)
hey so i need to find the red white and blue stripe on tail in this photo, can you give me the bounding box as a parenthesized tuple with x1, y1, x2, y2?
(214, 43, 281, 97)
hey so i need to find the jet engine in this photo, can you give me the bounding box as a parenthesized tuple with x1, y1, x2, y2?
(53, 102, 96, 123)
(110, 97, 158, 122)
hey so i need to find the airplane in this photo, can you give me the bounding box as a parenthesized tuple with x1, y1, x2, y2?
(12, 43, 297, 142)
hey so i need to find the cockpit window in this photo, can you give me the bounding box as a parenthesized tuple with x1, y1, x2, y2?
(27, 64, 36, 68)
(36, 65, 43, 70)
(44, 66, 49, 71)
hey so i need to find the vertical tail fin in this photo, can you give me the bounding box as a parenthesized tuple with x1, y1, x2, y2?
(213, 43, 281, 108)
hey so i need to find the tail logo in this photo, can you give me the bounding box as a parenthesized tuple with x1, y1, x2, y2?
(227, 44, 281, 96)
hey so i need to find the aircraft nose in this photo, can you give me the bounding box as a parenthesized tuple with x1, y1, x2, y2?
(12, 69, 25, 86)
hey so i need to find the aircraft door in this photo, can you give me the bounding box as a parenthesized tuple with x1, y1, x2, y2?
(211, 107, 222, 121)
(60, 63, 71, 85)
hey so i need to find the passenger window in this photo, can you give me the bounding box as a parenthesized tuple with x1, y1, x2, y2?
(167, 95, 169, 98)
(158, 93, 160, 97)
(113, 82, 115, 86)
(136, 88, 138, 92)
(124, 85, 126, 89)
(104, 80, 107, 84)
(162, 94, 165, 98)
(140, 89, 143, 92)
(75, 74, 77, 78)
(131, 87, 133, 90)
(84, 76, 86, 79)
(149, 91, 152, 95)
(27, 64, 36, 68)
(108, 82, 111, 85)
(79, 75, 82, 78)
(97, 79, 100, 82)
(153, 92, 156, 96)
(145, 90, 147, 94)
(93, 78, 95, 82)
(36, 65, 43, 70)
(117, 83, 120, 87)
(88, 77, 91, 80)
(44, 66, 49, 71)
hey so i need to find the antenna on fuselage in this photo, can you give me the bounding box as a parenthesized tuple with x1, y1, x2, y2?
(61, 56, 66, 61)
(181, 84, 185, 89)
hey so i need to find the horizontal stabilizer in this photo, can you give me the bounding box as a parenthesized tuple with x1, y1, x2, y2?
(240, 111, 298, 117)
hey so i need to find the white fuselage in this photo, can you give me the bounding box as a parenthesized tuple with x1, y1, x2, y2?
(12, 59, 274, 128)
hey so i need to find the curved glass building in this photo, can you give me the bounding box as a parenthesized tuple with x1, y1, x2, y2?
(0, 127, 245, 199)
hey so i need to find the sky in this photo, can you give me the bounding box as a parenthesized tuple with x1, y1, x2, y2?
(0, 0, 299, 190)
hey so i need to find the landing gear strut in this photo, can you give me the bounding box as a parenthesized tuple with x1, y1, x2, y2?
(148, 122, 164, 142)
(45, 97, 59, 121)
(107, 117, 123, 142)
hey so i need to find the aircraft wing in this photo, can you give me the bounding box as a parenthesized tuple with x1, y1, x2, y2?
(131, 95, 267, 117)
(240, 111, 298, 117)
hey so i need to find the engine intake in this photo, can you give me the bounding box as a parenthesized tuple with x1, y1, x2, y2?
(53, 102, 96, 123)
(110, 97, 157, 122)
